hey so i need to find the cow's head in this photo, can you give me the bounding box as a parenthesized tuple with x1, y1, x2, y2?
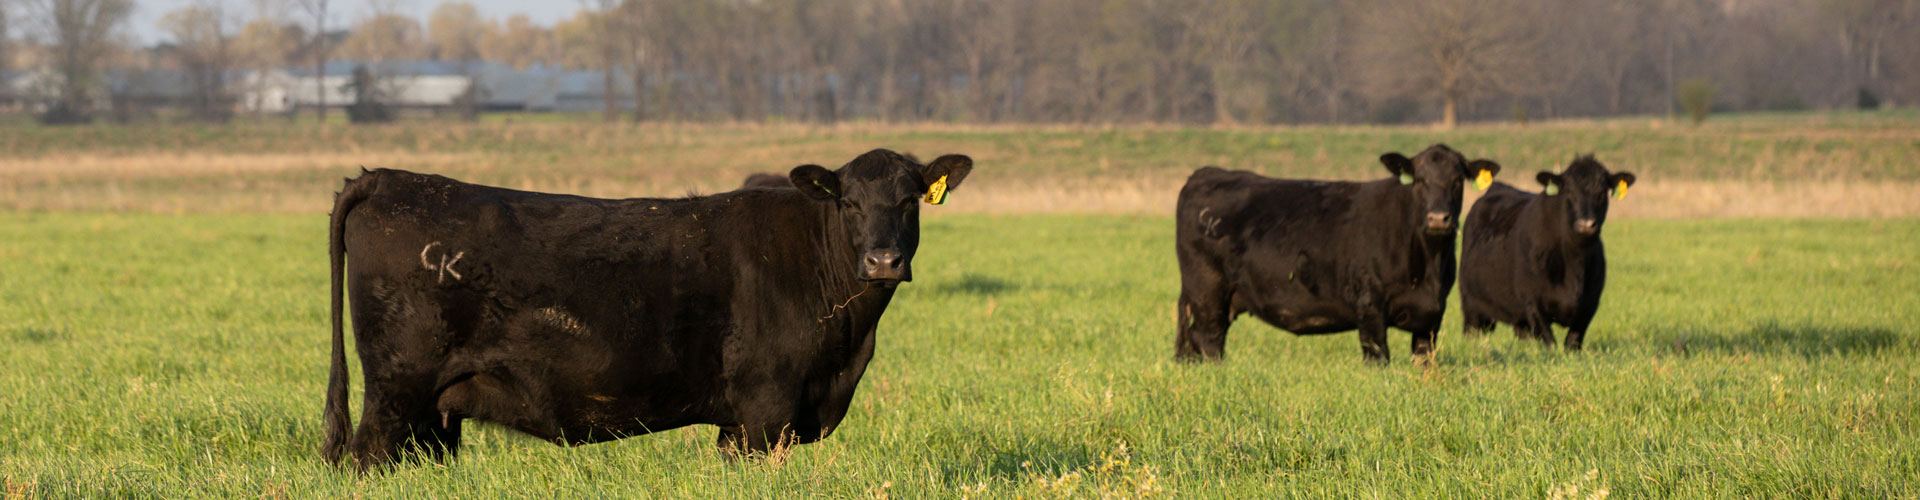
(1536, 155, 1635, 238)
(789, 149, 974, 284)
(1380, 144, 1501, 236)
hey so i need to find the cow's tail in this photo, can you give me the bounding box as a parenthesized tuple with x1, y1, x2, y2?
(323, 168, 377, 466)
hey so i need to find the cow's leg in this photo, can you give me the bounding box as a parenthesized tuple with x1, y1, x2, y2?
(1517, 313, 1555, 347)
(1460, 299, 1495, 337)
(717, 381, 801, 460)
(1175, 269, 1233, 362)
(1356, 296, 1389, 364)
(1410, 326, 1439, 359)
(716, 423, 798, 460)
(351, 376, 459, 470)
(406, 412, 463, 462)
(348, 384, 415, 471)
(1563, 313, 1595, 352)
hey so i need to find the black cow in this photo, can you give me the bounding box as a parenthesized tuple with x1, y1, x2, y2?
(323, 149, 974, 469)
(1174, 144, 1501, 363)
(740, 173, 791, 189)
(1460, 155, 1635, 351)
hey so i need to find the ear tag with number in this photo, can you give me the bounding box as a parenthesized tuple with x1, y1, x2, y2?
(1474, 169, 1493, 190)
(1398, 172, 1414, 185)
(925, 175, 950, 205)
(1544, 182, 1560, 196)
(1613, 180, 1628, 199)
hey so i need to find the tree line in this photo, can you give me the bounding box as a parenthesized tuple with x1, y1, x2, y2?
(1, 0, 1914, 126)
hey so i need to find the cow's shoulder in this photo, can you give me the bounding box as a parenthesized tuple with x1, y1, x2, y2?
(1466, 182, 1535, 242)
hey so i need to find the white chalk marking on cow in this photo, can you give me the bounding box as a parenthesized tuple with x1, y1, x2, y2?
(420, 241, 466, 282)
(439, 251, 464, 282)
(420, 241, 442, 271)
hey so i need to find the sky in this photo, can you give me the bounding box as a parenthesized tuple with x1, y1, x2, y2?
(125, 0, 580, 46)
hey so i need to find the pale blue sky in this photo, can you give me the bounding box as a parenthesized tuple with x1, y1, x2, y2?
(128, 0, 580, 45)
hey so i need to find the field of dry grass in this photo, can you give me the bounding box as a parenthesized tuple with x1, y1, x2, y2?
(3, 111, 1917, 216)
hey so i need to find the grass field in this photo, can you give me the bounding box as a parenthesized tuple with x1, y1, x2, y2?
(1, 212, 1915, 498)
(2, 112, 1917, 498)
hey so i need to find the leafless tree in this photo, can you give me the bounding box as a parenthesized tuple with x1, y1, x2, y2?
(479, 13, 551, 70)
(1353, 0, 1547, 128)
(234, 1, 304, 116)
(30, 0, 132, 122)
(292, 0, 330, 121)
(160, 1, 236, 121)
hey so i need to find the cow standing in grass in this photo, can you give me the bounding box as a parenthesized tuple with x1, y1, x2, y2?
(1460, 155, 1635, 351)
(1173, 144, 1502, 363)
(323, 149, 973, 469)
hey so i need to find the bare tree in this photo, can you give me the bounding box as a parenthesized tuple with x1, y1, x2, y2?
(427, 1, 485, 119)
(1353, 0, 1547, 127)
(479, 13, 551, 70)
(426, 1, 482, 68)
(555, 2, 621, 121)
(160, 2, 236, 121)
(341, 12, 423, 62)
(1, 0, 11, 96)
(234, 3, 304, 116)
(30, 0, 132, 122)
(292, 0, 330, 121)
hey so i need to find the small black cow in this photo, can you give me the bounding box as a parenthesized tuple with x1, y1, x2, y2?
(1460, 155, 1635, 350)
(323, 149, 973, 469)
(1174, 144, 1501, 363)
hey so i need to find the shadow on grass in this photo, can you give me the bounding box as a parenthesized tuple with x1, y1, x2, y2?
(939, 436, 1098, 482)
(930, 273, 1017, 296)
(1663, 321, 1903, 358)
(8, 326, 68, 343)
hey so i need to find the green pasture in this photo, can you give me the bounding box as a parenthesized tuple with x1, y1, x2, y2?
(1, 213, 1914, 498)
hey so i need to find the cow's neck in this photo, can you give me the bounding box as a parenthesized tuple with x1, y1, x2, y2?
(809, 202, 896, 331)
(1389, 184, 1453, 260)
(1529, 201, 1590, 252)
(807, 202, 895, 408)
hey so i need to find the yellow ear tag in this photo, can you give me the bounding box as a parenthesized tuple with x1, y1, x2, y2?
(1614, 179, 1628, 199)
(1474, 169, 1492, 190)
(925, 175, 950, 205)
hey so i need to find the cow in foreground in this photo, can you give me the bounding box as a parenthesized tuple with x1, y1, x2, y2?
(1174, 144, 1501, 363)
(323, 149, 974, 469)
(1460, 155, 1634, 351)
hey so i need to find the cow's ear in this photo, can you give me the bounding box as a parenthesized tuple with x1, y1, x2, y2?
(1379, 153, 1412, 179)
(1609, 171, 1636, 199)
(1466, 159, 1501, 190)
(921, 154, 973, 204)
(789, 164, 841, 201)
(1536, 171, 1562, 196)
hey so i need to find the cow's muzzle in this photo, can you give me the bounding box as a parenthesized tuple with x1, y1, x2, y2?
(1424, 212, 1455, 235)
(860, 249, 909, 282)
(1574, 219, 1601, 236)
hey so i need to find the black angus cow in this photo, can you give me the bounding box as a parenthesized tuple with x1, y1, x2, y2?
(1174, 144, 1501, 363)
(1460, 155, 1635, 351)
(323, 149, 974, 469)
(740, 173, 791, 189)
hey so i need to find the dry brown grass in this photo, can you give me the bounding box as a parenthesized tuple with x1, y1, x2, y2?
(4, 150, 1912, 218)
(3, 117, 1916, 217)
